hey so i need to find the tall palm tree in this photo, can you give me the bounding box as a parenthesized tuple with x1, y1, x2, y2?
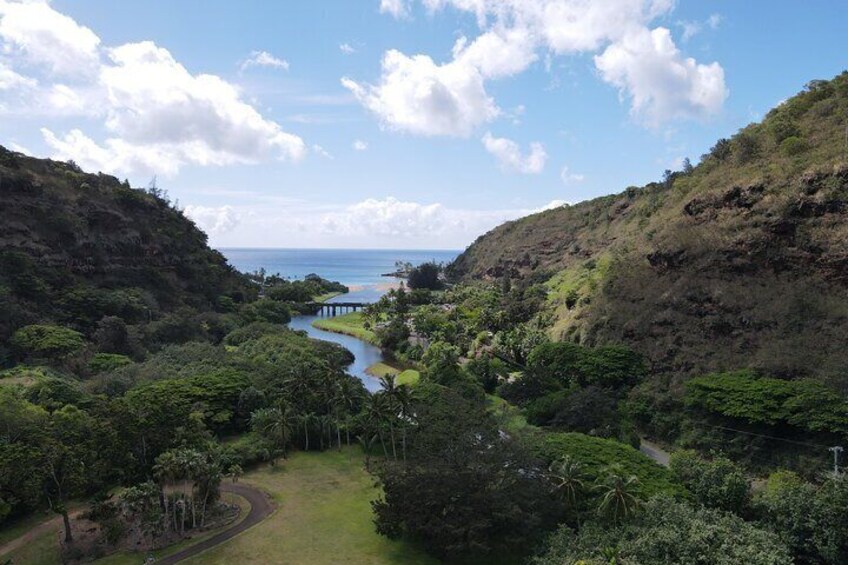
(393, 383, 415, 462)
(595, 467, 642, 524)
(251, 404, 295, 463)
(378, 375, 400, 459)
(364, 394, 390, 458)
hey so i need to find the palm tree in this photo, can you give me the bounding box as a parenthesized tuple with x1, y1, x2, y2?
(251, 404, 295, 464)
(550, 456, 586, 507)
(595, 467, 642, 524)
(379, 375, 400, 459)
(393, 383, 415, 462)
(364, 394, 390, 458)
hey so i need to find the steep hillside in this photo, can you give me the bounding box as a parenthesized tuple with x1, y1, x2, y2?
(450, 72, 848, 388)
(0, 148, 255, 350)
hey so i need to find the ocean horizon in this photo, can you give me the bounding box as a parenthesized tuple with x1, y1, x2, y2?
(219, 248, 460, 299)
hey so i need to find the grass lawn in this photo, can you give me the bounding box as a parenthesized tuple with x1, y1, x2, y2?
(185, 447, 435, 565)
(313, 292, 343, 303)
(1, 526, 59, 564)
(487, 394, 534, 434)
(365, 362, 421, 387)
(312, 312, 379, 345)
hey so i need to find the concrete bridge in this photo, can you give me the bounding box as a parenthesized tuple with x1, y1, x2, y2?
(307, 302, 368, 316)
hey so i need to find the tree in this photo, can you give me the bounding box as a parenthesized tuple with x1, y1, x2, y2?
(669, 450, 750, 514)
(407, 262, 443, 290)
(372, 387, 561, 559)
(251, 404, 295, 463)
(11, 324, 85, 364)
(596, 467, 643, 525)
(549, 456, 586, 519)
(535, 496, 792, 565)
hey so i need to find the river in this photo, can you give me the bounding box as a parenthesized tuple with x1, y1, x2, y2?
(287, 288, 387, 393)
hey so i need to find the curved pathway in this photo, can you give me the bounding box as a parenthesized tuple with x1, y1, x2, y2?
(157, 482, 275, 564)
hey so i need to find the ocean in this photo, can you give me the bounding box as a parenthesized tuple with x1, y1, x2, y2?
(219, 248, 460, 303)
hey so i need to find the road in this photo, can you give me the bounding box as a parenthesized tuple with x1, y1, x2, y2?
(157, 482, 274, 564)
(640, 438, 671, 467)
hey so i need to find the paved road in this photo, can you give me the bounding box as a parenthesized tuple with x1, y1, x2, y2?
(157, 482, 275, 564)
(640, 438, 671, 467)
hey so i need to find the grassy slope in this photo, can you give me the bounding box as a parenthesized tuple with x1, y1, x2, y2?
(312, 312, 379, 345)
(449, 72, 848, 385)
(366, 362, 421, 386)
(185, 448, 435, 565)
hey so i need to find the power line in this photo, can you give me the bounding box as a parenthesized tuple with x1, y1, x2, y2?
(688, 421, 831, 449)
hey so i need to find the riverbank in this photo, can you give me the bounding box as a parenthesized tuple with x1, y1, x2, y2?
(311, 312, 379, 346)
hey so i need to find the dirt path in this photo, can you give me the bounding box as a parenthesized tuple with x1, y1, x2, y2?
(157, 482, 275, 564)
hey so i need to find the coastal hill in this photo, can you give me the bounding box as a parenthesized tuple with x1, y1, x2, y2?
(0, 147, 255, 353)
(449, 72, 848, 388)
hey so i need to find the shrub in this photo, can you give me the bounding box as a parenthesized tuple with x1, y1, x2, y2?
(780, 135, 807, 156)
(89, 353, 132, 374)
(11, 324, 85, 362)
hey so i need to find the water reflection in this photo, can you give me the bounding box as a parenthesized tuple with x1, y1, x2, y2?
(288, 314, 384, 393)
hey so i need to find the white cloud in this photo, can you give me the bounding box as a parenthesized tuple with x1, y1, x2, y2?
(707, 13, 722, 29)
(482, 132, 547, 174)
(594, 27, 727, 126)
(240, 50, 289, 71)
(342, 49, 499, 137)
(380, 0, 410, 19)
(312, 144, 333, 159)
(183, 204, 241, 235)
(352, 139, 368, 151)
(0, 2, 306, 176)
(0, 0, 100, 76)
(560, 165, 585, 184)
(353, 0, 726, 132)
(535, 199, 570, 213)
(339, 43, 356, 55)
(322, 197, 444, 238)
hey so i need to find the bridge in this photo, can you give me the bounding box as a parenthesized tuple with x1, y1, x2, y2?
(306, 302, 368, 316)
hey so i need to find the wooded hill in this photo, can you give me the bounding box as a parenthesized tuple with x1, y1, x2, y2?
(0, 148, 256, 362)
(449, 72, 848, 389)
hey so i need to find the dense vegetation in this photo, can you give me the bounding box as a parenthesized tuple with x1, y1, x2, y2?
(449, 72, 848, 388)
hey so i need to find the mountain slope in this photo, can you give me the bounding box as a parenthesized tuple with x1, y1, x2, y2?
(450, 72, 848, 388)
(0, 148, 254, 349)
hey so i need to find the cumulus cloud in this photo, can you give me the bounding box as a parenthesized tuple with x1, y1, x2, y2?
(0, 0, 100, 76)
(482, 132, 546, 174)
(342, 49, 499, 137)
(312, 144, 333, 159)
(352, 139, 368, 151)
(339, 43, 356, 55)
(360, 0, 727, 132)
(240, 50, 289, 71)
(594, 27, 727, 126)
(535, 199, 570, 212)
(321, 197, 445, 238)
(0, 1, 306, 176)
(183, 205, 241, 235)
(380, 0, 410, 19)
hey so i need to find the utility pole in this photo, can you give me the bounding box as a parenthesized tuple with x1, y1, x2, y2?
(829, 446, 843, 476)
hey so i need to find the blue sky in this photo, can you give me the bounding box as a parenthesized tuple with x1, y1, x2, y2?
(0, 1, 846, 249)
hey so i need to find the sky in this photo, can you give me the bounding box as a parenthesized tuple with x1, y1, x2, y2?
(0, 1, 846, 250)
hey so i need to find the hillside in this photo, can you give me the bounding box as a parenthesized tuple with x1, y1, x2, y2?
(0, 148, 255, 357)
(449, 72, 848, 388)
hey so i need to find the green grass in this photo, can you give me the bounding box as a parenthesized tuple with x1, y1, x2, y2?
(487, 394, 534, 434)
(366, 362, 421, 386)
(312, 312, 379, 345)
(313, 291, 343, 303)
(184, 447, 435, 565)
(1, 526, 59, 565)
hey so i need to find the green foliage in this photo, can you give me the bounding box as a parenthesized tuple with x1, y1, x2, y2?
(372, 387, 561, 560)
(532, 432, 686, 499)
(685, 370, 848, 435)
(89, 352, 132, 374)
(780, 135, 807, 156)
(527, 341, 646, 389)
(406, 261, 443, 290)
(239, 298, 291, 324)
(535, 496, 792, 565)
(10, 324, 85, 362)
(669, 450, 750, 514)
(755, 472, 848, 564)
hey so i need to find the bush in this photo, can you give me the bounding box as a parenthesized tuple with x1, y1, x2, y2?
(11, 324, 85, 362)
(780, 135, 807, 156)
(669, 450, 750, 514)
(89, 353, 132, 374)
